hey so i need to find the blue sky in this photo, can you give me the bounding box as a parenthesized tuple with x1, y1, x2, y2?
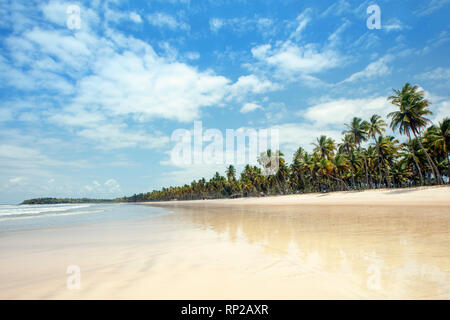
(0, 0, 449, 203)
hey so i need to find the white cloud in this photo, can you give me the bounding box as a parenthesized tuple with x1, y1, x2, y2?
(415, 0, 450, 16)
(289, 9, 312, 40)
(0, 108, 13, 122)
(70, 50, 230, 123)
(84, 179, 121, 194)
(432, 99, 450, 123)
(328, 20, 351, 47)
(209, 17, 274, 34)
(209, 18, 224, 32)
(2, 14, 277, 151)
(41, 0, 69, 26)
(342, 55, 393, 83)
(230, 74, 277, 97)
(105, 178, 120, 193)
(9, 177, 24, 184)
(129, 12, 142, 23)
(270, 123, 343, 157)
(249, 9, 343, 81)
(240, 103, 262, 114)
(302, 97, 396, 127)
(384, 18, 406, 32)
(148, 12, 189, 30)
(185, 51, 200, 60)
(3, 8, 269, 150)
(252, 41, 342, 79)
(321, 0, 353, 17)
(416, 67, 450, 81)
(77, 124, 170, 150)
(41, 1, 100, 31)
(0, 144, 87, 168)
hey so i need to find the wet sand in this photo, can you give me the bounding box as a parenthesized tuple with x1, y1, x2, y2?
(0, 187, 449, 299)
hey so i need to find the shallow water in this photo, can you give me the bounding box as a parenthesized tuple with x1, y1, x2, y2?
(172, 204, 450, 299)
(0, 203, 449, 299)
(0, 203, 167, 233)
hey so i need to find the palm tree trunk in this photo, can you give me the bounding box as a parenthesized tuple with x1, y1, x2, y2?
(409, 137, 424, 186)
(377, 153, 383, 187)
(447, 153, 450, 184)
(413, 132, 443, 185)
(375, 141, 389, 188)
(364, 158, 370, 188)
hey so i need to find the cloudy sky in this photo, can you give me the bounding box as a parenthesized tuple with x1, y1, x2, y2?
(0, 0, 449, 203)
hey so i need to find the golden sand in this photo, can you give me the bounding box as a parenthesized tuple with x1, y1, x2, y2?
(0, 186, 449, 299)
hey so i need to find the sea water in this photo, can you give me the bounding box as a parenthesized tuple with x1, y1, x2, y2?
(0, 203, 166, 233)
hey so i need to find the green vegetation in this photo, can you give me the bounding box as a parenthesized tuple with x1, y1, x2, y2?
(119, 83, 449, 203)
(21, 198, 115, 205)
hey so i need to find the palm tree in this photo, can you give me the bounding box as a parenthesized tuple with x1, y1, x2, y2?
(316, 158, 334, 192)
(344, 117, 370, 187)
(290, 147, 307, 192)
(333, 152, 349, 190)
(425, 117, 449, 182)
(376, 135, 399, 187)
(388, 83, 443, 185)
(338, 134, 357, 188)
(367, 115, 387, 187)
(258, 149, 287, 194)
(226, 165, 236, 182)
(313, 135, 336, 160)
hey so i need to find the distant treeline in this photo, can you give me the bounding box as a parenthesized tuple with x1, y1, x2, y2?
(21, 198, 116, 205)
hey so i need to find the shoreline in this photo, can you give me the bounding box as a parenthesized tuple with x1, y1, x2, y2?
(142, 185, 450, 208)
(0, 186, 449, 299)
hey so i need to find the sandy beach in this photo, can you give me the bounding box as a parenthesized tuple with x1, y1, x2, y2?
(0, 186, 449, 299)
(146, 185, 450, 207)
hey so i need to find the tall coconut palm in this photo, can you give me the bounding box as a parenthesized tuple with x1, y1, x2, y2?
(338, 134, 357, 188)
(388, 83, 443, 185)
(367, 115, 388, 187)
(258, 149, 287, 194)
(226, 165, 236, 182)
(376, 135, 399, 187)
(425, 117, 449, 182)
(344, 117, 370, 187)
(313, 135, 336, 160)
(291, 147, 307, 192)
(332, 152, 349, 190)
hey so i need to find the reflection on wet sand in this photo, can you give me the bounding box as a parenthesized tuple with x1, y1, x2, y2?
(171, 204, 450, 299)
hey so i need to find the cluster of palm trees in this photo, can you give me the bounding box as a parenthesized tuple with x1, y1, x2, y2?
(120, 83, 449, 202)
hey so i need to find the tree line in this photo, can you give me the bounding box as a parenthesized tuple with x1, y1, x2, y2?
(21, 83, 449, 205)
(21, 198, 115, 205)
(119, 83, 449, 202)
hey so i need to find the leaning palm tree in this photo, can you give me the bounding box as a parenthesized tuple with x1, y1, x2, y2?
(425, 117, 449, 182)
(388, 83, 443, 185)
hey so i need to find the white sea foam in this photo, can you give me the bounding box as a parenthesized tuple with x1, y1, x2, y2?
(0, 204, 93, 218)
(0, 208, 105, 222)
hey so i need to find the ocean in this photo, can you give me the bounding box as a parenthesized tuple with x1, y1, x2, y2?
(0, 203, 166, 233)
